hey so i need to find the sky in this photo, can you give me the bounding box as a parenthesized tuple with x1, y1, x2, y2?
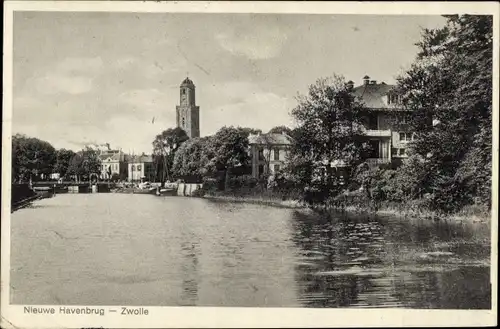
(12, 12, 446, 153)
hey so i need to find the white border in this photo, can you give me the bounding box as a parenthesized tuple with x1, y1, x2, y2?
(2, 1, 499, 328)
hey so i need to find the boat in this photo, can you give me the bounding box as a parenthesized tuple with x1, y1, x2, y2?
(32, 186, 56, 200)
(155, 186, 177, 196)
(112, 187, 157, 194)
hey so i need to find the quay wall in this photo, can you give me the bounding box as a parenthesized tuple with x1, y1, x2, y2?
(177, 183, 203, 196)
(11, 184, 37, 207)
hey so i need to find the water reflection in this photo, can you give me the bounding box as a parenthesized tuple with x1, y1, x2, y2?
(290, 210, 491, 309)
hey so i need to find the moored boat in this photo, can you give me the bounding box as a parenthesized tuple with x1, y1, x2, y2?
(112, 187, 157, 194)
(155, 186, 177, 196)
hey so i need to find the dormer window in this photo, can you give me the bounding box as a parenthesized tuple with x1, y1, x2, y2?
(388, 94, 401, 105)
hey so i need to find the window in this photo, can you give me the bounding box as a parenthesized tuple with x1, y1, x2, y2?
(400, 132, 415, 142)
(274, 149, 280, 161)
(399, 148, 406, 156)
(182, 89, 186, 94)
(388, 94, 401, 105)
(391, 148, 398, 156)
(258, 165, 264, 176)
(368, 140, 380, 158)
(274, 164, 281, 172)
(258, 149, 264, 161)
(363, 112, 378, 130)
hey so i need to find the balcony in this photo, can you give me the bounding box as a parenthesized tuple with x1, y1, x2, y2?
(366, 158, 391, 165)
(362, 129, 392, 137)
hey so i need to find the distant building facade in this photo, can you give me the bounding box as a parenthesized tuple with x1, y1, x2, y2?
(248, 133, 293, 178)
(127, 154, 154, 182)
(176, 77, 200, 138)
(98, 149, 127, 180)
(351, 75, 412, 166)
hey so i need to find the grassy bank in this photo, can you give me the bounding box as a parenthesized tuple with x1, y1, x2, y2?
(203, 193, 303, 209)
(202, 189, 491, 223)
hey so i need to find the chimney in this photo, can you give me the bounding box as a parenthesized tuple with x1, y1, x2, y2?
(363, 75, 370, 85)
(370, 80, 377, 85)
(346, 80, 354, 91)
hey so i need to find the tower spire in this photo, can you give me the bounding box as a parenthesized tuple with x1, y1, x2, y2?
(176, 76, 200, 139)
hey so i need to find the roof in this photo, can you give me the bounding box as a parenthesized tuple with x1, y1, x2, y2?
(248, 133, 293, 145)
(99, 152, 123, 161)
(127, 154, 153, 163)
(352, 82, 404, 111)
(180, 77, 195, 87)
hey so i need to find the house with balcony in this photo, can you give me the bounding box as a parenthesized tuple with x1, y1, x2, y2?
(350, 75, 413, 166)
(248, 132, 293, 178)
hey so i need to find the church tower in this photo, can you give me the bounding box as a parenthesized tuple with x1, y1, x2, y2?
(176, 77, 200, 138)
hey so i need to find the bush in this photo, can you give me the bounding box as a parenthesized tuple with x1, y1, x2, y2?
(191, 188, 206, 197)
(111, 173, 120, 182)
(226, 175, 258, 189)
(201, 177, 219, 193)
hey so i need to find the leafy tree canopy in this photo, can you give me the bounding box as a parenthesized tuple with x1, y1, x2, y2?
(268, 125, 293, 136)
(12, 134, 56, 181)
(397, 14, 493, 209)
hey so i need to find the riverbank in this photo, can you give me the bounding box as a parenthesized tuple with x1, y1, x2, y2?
(11, 183, 56, 212)
(203, 193, 304, 209)
(203, 192, 491, 223)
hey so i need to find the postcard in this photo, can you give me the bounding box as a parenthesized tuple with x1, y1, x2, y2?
(2, 1, 498, 328)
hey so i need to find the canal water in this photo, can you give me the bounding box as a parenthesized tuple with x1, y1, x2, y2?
(10, 194, 491, 308)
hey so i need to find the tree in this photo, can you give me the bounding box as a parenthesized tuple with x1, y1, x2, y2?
(66, 147, 101, 182)
(289, 74, 367, 199)
(172, 136, 214, 181)
(67, 153, 83, 181)
(152, 127, 189, 182)
(396, 15, 493, 211)
(110, 173, 121, 182)
(11, 134, 56, 182)
(268, 125, 292, 136)
(53, 148, 76, 178)
(210, 126, 250, 183)
(173, 127, 250, 187)
(237, 127, 262, 138)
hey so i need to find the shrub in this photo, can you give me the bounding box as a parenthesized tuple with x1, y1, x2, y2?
(201, 177, 219, 193)
(110, 173, 120, 182)
(227, 175, 258, 189)
(191, 188, 206, 197)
